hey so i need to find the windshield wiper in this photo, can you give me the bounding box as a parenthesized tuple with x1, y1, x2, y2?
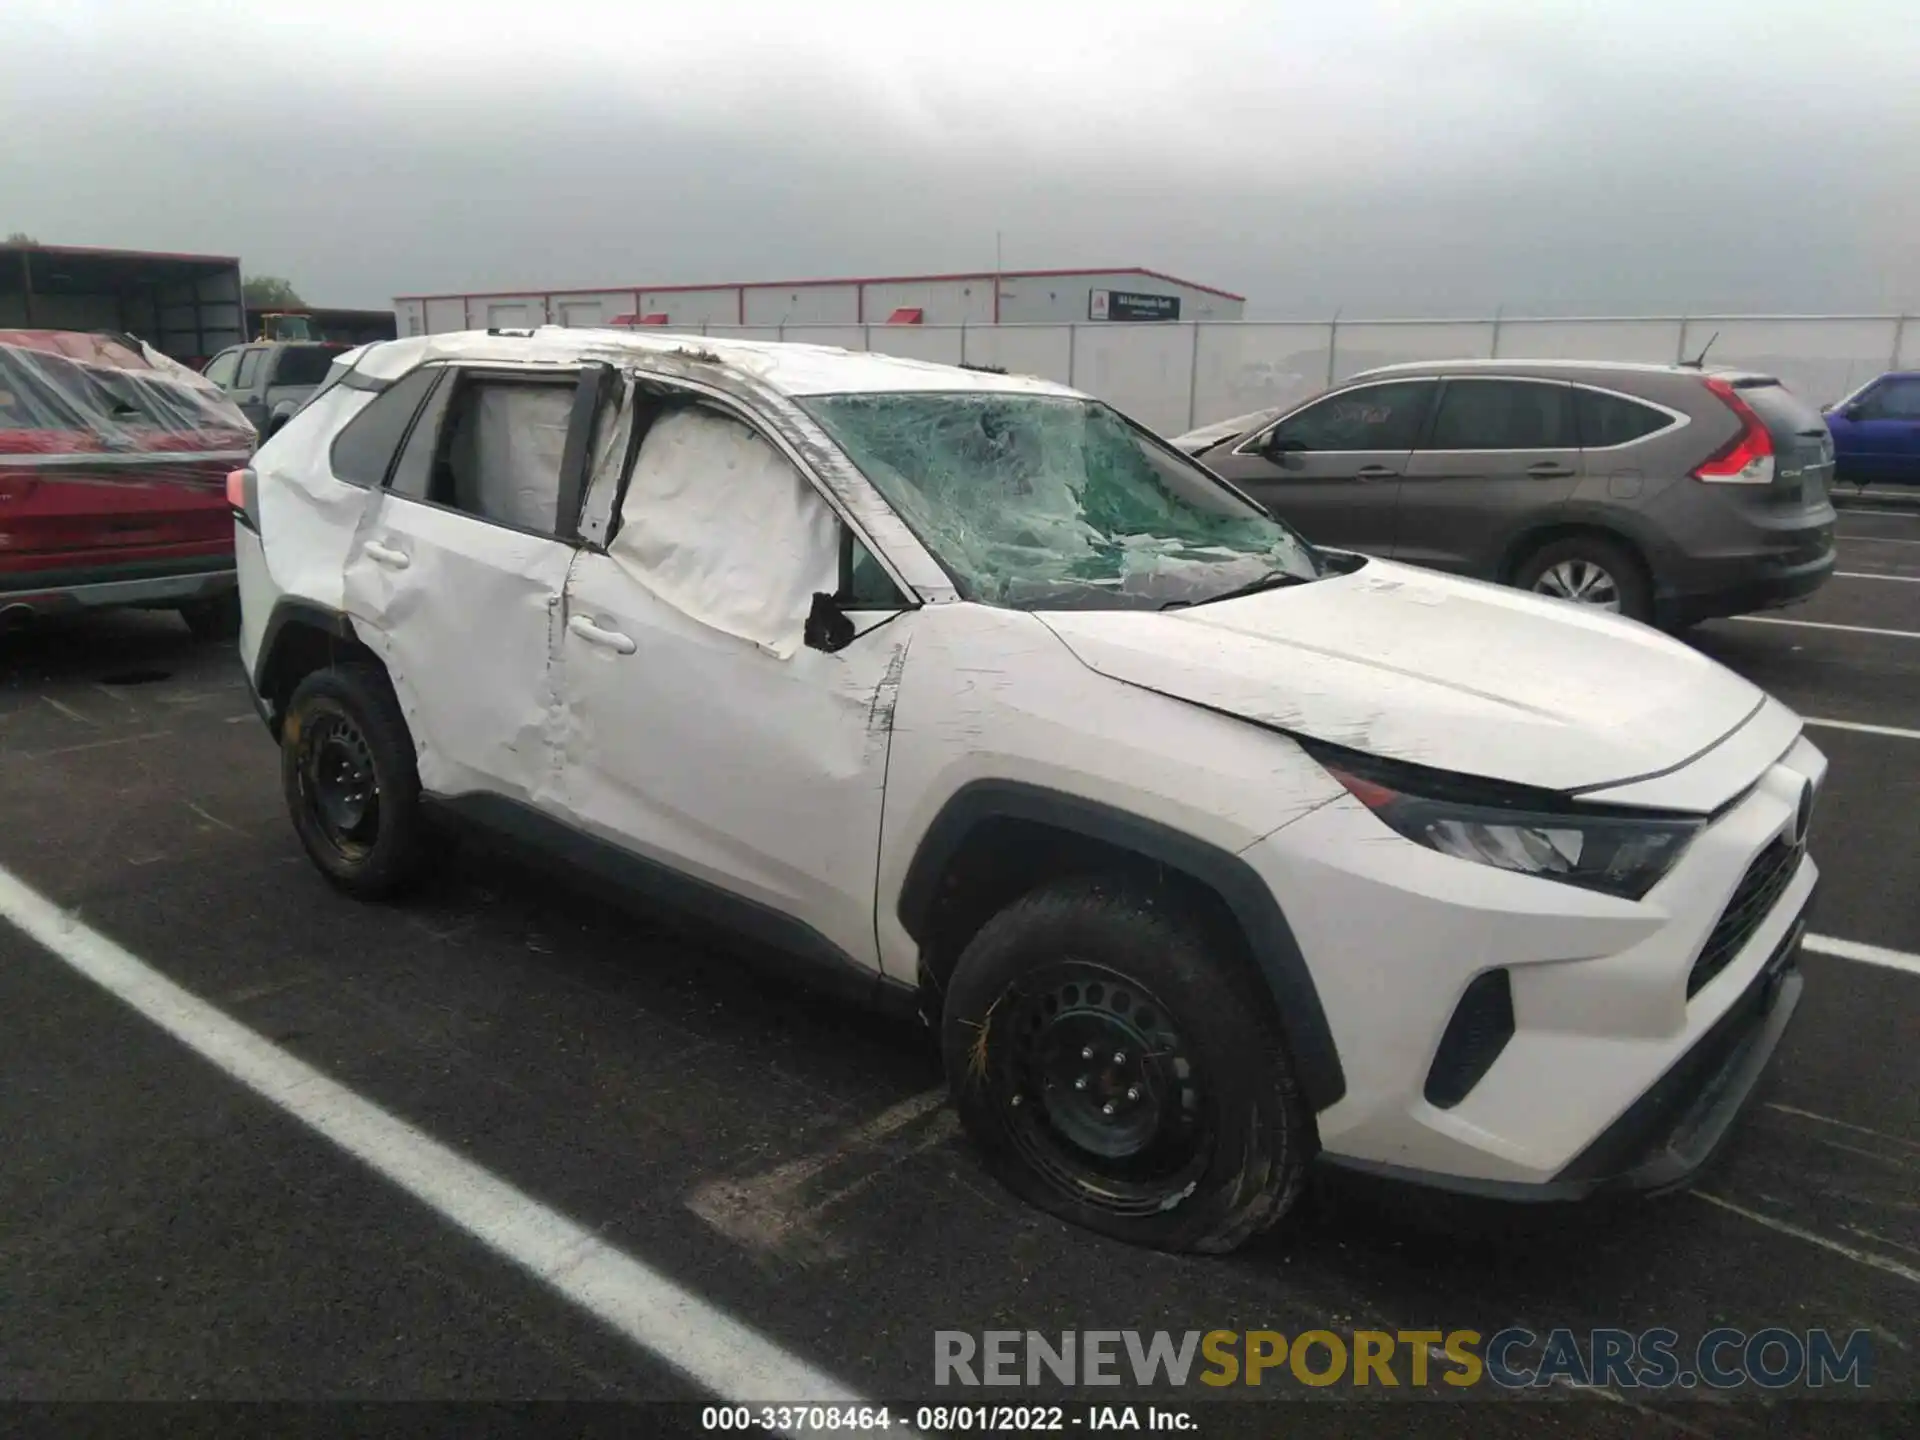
(1160, 570, 1313, 611)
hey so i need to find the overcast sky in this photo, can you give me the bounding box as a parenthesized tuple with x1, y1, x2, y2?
(5, 0, 1916, 318)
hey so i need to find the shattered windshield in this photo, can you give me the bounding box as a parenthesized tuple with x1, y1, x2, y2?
(800, 392, 1322, 609)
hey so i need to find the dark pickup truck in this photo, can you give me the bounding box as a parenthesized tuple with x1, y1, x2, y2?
(202, 341, 345, 441)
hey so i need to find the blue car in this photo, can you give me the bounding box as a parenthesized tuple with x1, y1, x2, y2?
(1824, 371, 1920, 485)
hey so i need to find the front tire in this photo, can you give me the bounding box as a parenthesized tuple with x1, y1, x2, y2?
(280, 664, 428, 900)
(1513, 534, 1653, 624)
(941, 877, 1311, 1254)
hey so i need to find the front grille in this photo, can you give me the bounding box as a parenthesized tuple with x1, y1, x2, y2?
(1689, 835, 1804, 997)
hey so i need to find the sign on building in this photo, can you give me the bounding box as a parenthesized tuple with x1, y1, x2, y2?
(1089, 289, 1181, 321)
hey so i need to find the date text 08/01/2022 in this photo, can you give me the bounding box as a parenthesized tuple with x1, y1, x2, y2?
(700, 1405, 1193, 1432)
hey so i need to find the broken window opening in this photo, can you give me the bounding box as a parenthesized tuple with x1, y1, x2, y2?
(608, 404, 840, 658)
(438, 376, 575, 535)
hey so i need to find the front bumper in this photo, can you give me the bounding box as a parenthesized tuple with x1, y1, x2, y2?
(1246, 731, 1825, 1195)
(1320, 916, 1805, 1201)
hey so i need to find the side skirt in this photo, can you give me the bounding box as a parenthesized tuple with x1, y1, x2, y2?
(424, 792, 920, 1025)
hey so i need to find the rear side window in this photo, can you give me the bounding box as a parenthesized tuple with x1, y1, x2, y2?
(1267, 380, 1435, 452)
(328, 367, 442, 486)
(386, 371, 458, 500)
(1426, 380, 1576, 450)
(1857, 377, 1920, 421)
(1575, 388, 1672, 447)
(233, 349, 263, 388)
(272, 346, 340, 387)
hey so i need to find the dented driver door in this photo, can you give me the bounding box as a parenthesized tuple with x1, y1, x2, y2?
(550, 400, 914, 979)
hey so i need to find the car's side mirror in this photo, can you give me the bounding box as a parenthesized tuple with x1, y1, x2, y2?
(804, 591, 855, 654)
(1264, 435, 1307, 469)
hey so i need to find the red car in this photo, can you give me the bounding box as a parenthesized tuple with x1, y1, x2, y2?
(0, 330, 255, 638)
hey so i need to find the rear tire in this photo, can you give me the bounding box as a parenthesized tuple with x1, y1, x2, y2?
(940, 876, 1311, 1254)
(1512, 535, 1653, 624)
(179, 592, 242, 642)
(280, 663, 428, 900)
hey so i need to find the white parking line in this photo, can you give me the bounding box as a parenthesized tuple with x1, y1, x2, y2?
(30, 730, 175, 759)
(0, 865, 871, 1417)
(39, 695, 100, 727)
(1694, 1193, 1920, 1287)
(1730, 616, 1920, 640)
(1837, 507, 1920, 518)
(1765, 1103, 1920, 1155)
(1835, 571, 1920, 583)
(1835, 487, 1920, 502)
(1804, 717, 1920, 742)
(1839, 534, 1920, 547)
(1806, 934, 1920, 980)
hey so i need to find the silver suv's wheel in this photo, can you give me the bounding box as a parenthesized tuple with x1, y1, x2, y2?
(1513, 535, 1653, 624)
(1532, 559, 1621, 611)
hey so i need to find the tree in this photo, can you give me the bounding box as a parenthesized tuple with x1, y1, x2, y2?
(4, 231, 37, 245)
(243, 275, 305, 309)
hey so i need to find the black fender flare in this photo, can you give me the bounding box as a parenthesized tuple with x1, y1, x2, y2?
(249, 598, 365, 733)
(897, 780, 1347, 1112)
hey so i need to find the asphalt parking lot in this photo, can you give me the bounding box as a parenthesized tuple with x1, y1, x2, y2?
(3, 503, 1918, 1436)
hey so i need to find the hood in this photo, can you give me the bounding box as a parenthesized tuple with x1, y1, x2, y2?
(1170, 408, 1280, 455)
(1036, 559, 1768, 796)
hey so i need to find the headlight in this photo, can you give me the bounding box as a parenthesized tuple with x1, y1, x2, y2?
(1314, 747, 1701, 900)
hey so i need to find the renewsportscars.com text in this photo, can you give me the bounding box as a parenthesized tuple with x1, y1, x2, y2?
(934, 1328, 1874, 1391)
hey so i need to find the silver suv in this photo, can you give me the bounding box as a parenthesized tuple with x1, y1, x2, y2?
(1175, 360, 1837, 626)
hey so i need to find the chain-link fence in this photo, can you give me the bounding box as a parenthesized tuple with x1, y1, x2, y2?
(664, 315, 1916, 436)
(405, 306, 1917, 438)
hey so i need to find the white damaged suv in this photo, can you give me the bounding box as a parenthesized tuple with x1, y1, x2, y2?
(231, 329, 1823, 1253)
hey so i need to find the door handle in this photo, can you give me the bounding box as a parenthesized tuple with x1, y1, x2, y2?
(1527, 462, 1576, 479)
(568, 614, 636, 654)
(364, 540, 410, 569)
(1353, 465, 1397, 481)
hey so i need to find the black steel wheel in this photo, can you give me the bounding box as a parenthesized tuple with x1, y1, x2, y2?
(280, 663, 428, 900)
(299, 710, 381, 863)
(943, 877, 1311, 1253)
(996, 960, 1215, 1216)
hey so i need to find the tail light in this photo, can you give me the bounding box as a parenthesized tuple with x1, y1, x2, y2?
(1693, 376, 1775, 485)
(226, 467, 260, 532)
